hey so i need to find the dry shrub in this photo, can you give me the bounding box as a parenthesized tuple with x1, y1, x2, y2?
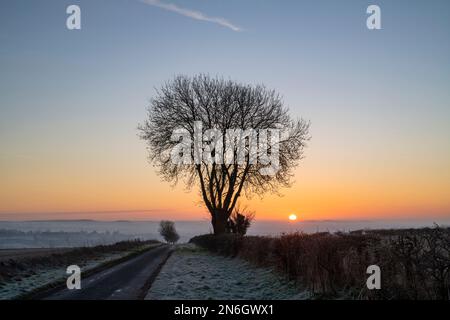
(189, 234, 242, 256)
(190, 226, 450, 300)
(259, 232, 378, 297)
(238, 236, 275, 266)
(377, 226, 450, 299)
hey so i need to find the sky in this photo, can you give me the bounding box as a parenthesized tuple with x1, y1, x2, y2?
(0, 0, 449, 221)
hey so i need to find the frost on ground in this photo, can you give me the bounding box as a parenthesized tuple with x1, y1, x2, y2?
(146, 244, 310, 300)
(0, 242, 158, 300)
(0, 253, 125, 299)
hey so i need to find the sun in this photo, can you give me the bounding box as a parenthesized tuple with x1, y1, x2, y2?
(288, 214, 297, 221)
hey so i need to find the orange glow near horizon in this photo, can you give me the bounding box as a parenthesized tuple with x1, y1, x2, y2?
(1, 108, 450, 222)
(1, 139, 449, 221)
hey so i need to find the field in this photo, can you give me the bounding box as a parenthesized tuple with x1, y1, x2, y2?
(0, 240, 159, 299)
(0, 248, 72, 262)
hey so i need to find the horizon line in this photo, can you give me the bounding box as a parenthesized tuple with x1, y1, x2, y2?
(0, 218, 449, 223)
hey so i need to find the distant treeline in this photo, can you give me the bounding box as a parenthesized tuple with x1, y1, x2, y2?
(190, 226, 450, 300)
(0, 229, 156, 248)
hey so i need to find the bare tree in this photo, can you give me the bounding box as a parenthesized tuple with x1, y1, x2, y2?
(159, 220, 179, 244)
(139, 74, 310, 234)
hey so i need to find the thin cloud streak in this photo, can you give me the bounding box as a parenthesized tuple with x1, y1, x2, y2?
(140, 0, 242, 32)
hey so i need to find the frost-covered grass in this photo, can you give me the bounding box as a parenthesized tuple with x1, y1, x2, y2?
(0, 241, 159, 300)
(146, 244, 310, 300)
(0, 252, 126, 299)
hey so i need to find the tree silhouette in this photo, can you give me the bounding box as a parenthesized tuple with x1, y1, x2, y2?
(159, 220, 179, 244)
(227, 206, 255, 236)
(139, 74, 309, 234)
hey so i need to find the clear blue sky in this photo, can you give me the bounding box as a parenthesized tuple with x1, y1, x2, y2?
(1, 0, 449, 220)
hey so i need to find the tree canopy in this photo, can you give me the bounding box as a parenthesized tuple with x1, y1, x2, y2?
(140, 74, 310, 234)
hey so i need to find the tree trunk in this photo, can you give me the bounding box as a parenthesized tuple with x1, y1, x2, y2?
(212, 210, 228, 235)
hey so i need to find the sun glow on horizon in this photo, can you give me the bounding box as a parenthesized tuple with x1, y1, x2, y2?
(288, 214, 298, 221)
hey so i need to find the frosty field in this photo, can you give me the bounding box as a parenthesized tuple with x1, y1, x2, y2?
(146, 244, 309, 300)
